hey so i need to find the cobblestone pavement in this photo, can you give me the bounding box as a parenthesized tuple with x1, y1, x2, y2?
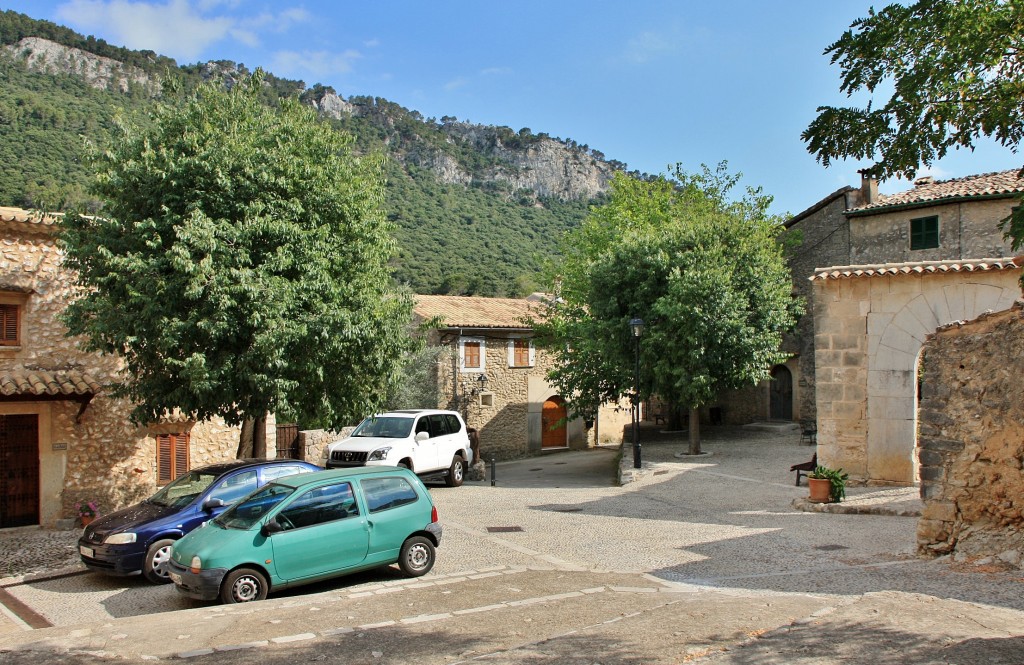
(2, 426, 1022, 664)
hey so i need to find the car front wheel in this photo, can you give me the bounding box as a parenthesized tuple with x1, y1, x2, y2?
(220, 568, 269, 604)
(398, 536, 435, 577)
(143, 538, 176, 584)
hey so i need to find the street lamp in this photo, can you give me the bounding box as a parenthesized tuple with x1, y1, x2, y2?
(629, 318, 645, 469)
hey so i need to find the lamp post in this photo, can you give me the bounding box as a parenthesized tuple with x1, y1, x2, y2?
(629, 318, 645, 469)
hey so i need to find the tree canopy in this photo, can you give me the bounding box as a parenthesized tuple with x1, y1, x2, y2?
(803, 0, 1024, 182)
(60, 72, 417, 442)
(534, 165, 801, 453)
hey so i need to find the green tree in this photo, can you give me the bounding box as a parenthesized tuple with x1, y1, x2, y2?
(803, 0, 1024, 257)
(60, 72, 417, 456)
(535, 165, 800, 454)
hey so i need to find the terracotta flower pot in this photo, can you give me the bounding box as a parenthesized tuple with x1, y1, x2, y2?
(807, 477, 832, 503)
(80, 516, 95, 527)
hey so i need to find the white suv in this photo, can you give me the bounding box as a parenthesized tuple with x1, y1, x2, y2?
(321, 410, 473, 487)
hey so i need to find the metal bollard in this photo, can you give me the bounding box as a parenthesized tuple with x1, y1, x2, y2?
(490, 457, 497, 486)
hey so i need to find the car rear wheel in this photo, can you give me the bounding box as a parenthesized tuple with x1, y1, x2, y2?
(398, 536, 435, 577)
(142, 538, 176, 584)
(220, 568, 269, 604)
(445, 456, 465, 487)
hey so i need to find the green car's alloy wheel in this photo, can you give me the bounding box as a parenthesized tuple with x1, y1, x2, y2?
(221, 568, 269, 603)
(399, 536, 435, 577)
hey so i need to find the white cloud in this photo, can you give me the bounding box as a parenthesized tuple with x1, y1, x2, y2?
(54, 0, 312, 62)
(363, 38, 380, 48)
(55, 0, 232, 61)
(269, 49, 362, 81)
(623, 29, 678, 64)
(443, 77, 468, 92)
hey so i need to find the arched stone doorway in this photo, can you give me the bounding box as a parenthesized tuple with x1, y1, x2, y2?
(769, 365, 793, 421)
(541, 396, 567, 448)
(812, 264, 1022, 483)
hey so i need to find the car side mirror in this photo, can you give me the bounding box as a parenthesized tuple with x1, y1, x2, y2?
(415, 431, 429, 443)
(202, 497, 226, 512)
(261, 519, 284, 537)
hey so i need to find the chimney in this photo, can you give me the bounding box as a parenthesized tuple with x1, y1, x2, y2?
(858, 169, 878, 204)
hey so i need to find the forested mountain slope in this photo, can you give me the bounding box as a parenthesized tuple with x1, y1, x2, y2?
(0, 10, 633, 296)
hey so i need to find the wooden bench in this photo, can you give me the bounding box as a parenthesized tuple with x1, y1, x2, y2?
(790, 453, 817, 486)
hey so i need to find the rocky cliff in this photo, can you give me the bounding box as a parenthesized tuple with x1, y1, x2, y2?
(3, 36, 160, 95)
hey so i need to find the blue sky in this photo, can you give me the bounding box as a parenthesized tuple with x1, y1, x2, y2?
(3, 0, 1023, 216)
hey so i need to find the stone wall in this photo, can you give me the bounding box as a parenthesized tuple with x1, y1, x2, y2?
(917, 302, 1024, 568)
(783, 189, 857, 424)
(299, 426, 354, 466)
(849, 199, 1017, 266)
(1, 212, 240, 526)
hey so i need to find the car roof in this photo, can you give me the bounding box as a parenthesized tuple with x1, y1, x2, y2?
(270, 466, 416, 488)
(371, 409, 458, 418)
(191, 458, 316, 476)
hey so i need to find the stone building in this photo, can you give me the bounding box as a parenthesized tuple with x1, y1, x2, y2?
(0, 207, 241, 529)
(916, 301, 1024, 567)
(804, 170, 1024, 484)
(718, 170, 1023, 435)
(413, 295, 631, 461)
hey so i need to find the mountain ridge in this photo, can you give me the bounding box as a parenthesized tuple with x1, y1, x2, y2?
(0, 10, 636, 296)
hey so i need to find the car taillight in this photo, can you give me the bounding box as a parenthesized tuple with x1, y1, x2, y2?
(431, 506, 438, 523)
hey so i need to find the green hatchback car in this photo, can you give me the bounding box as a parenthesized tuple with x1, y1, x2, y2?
(167, 467, 442, 603)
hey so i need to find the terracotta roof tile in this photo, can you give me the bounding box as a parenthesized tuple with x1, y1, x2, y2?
(0, 369, 101, 397)
(810, 257, 1024, 281)
(0, 206, 59, 230)
(851, 170, 1024, 212)
(413, 295, 541, 329)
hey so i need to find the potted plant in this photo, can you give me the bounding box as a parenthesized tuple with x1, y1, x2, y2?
(77, 501, 99, 526)
(807, 466, 848, 503)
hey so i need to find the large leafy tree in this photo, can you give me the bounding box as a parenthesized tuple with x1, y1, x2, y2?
(535, 165, 800, 454)
(61, 72, 417, 455)
(802, 0, 1024, 248)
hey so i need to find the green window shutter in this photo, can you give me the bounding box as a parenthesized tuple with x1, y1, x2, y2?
(910, 216, 940, 250)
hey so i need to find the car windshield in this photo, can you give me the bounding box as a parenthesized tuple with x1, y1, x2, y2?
(213, 484, 295, 530)
(148, 470, 220, 508)
(351, 416, 414, 439)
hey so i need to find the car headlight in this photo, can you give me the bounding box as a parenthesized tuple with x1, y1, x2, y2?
(104, 532, 137, 545)
(190, 555, 202, 574)
(367, 447, 391, 461)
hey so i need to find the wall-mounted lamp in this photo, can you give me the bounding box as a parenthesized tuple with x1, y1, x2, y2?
(473, 373, 489, 395)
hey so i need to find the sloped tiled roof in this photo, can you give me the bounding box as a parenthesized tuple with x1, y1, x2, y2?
(413, 295, 541, 329)
(0, 206, 60, 233)
(850, 170, 1024, 213)
(0, 369, 101, 397)
(810, 257, 1024, 281)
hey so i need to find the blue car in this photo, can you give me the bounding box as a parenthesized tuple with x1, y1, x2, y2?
(78, 459, 320, 583)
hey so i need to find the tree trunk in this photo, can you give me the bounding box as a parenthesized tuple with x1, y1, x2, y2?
(235, 418, 254, 459)
(253, 414, 267, 459)
(688, 406, 701, 455)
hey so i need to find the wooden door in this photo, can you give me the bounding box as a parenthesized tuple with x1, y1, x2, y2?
(770, 365, 793, 421)
(0, 414, 40, 528)
(541, 397, 567, 448)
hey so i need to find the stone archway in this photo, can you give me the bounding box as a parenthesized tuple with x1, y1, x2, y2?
(812, 262, 1022, 484)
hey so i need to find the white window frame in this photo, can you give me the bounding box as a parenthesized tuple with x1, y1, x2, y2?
(507, 337, 535, 368)
(459, 336, 486, 373)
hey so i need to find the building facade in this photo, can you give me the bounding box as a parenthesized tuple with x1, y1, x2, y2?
(0, 207, 241, 528)
(413, 295, 630, 462)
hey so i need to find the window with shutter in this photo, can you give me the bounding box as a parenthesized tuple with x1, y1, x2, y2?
(459, 337, 485, 372)
(510, 339, 532, 367)
(156, 432, 191, 484)
(0, 304, 19, 345)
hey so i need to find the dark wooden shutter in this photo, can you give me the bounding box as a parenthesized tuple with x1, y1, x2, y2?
(0, 304, 18, 345)
(157, 432, 190, 483)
